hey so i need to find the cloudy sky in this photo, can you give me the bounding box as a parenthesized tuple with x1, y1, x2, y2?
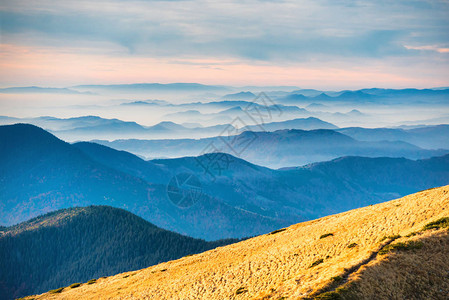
(1, 0, 448, 89)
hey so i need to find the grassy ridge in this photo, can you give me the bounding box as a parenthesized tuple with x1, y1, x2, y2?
(29, 185, 449, 299)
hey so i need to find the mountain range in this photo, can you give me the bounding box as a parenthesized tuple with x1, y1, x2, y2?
(0, 86, 92, 95)
(220, 91, 256, 100)
(72, 83, 231, 94)
(3, 84, 448, 104)
(277, 88, 449, 104)
(337, 125, 449, 149)
(96, 128, 448, 167)
(0, 124, 289, 239)
(1, 124, 449, 241)
(0, 115, 338, 142)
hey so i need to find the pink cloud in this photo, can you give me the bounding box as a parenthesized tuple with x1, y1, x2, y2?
(1, 44, 448, 89)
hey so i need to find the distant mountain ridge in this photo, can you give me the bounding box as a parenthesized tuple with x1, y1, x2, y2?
(242, 117, 338, 131)
(71, 83, 231, 94)
(0, 115, 338, 142)
(0, 86, 92, 95)
(220, 91, 256, 100)
(337, 125, 449, 149)
(96, 128, 448, 167)
(73, 82, 228, 90)
(2, 84, 447, 104)
(277, 87, 449, 104)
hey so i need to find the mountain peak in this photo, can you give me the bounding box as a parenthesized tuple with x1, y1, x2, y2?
(0, 123, 64, 149)
(150, 121, 186, 131)
(221, 91, 256, 100)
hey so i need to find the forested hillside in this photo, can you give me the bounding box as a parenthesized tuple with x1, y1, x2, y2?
(0, 206, 238, 300)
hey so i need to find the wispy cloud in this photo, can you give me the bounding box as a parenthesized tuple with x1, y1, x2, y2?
(405, 45, 449, 53)
(1, 0, 448, 87)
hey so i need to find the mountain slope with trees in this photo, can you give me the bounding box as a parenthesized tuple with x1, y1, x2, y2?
(0, 206, 238, 300)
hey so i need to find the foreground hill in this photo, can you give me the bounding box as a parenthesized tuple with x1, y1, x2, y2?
(2, 124, 449, 240)
(30, 186, 449, 299)
(0, 206, 238, 300)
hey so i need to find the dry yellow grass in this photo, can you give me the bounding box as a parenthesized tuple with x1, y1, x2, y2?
(28, 186, 449, 299)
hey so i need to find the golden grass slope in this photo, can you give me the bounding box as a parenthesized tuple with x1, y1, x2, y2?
(29, 186, 449, 300)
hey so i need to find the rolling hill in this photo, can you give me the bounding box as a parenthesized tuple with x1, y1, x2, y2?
(0, 206, 238, 300)
(27, 186, 449, 299)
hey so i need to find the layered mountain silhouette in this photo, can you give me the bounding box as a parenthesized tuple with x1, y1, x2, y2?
(0, 206, 238, 300)
(277, 93, 309, 104)
(0, 124, 287, 240)
(1, 124, 449, 241)
(277, 88, 449, 104)
(359, 87, 449, 99)
(0, 86, 91, 95)
(0, 115, 146, 132)
(72, 83, 230, 93)
(242, 117, 337, 131)
(0, 115, 337, 142)
(220, 91, 256, 100)
(337, 125, 449, 149)
(3, 84, 447, 106)
(97, 128, 448, 167)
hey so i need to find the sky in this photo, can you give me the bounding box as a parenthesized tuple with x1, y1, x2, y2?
(0, 0, 449, 89)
